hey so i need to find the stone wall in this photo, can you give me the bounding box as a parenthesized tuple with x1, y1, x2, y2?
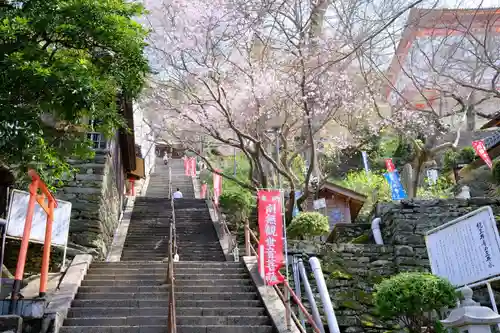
(287, 241, 430, 333)
(58, 149, 123, 258)
(376, 198, 500, 246)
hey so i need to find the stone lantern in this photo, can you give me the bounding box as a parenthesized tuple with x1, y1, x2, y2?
(441, 286, 500, 333)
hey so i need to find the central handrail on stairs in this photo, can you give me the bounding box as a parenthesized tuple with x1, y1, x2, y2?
(167, 166, 177, 333)
(244, 220, 322, 333)
(207, 188, 237, 258)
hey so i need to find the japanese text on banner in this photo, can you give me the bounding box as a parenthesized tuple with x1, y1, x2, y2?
(257, 190, 285, 285)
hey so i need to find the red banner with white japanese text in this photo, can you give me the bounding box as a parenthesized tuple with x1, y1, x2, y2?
(183, 157, 189, 176)
(472, 140, 493, 169)
(200, 183, 207, 199)
(190, 157, 197, 177)
(213, 170, 222, 206)
(257, 190, 285, 286)
(385, 158, 395, 172)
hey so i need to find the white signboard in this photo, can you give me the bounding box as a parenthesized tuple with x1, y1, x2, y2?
(6, 189, 72, 247)
(313, 198, 326, 210)
(425, 206, 500, 287)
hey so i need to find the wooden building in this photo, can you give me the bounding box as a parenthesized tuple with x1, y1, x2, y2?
(306, 182, 367, 231)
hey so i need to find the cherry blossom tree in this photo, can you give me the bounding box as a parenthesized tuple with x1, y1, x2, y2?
(362, 6, 500, 197)
(139, 0, 426, 216)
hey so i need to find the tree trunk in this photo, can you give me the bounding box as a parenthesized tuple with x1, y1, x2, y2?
(409, 150, 428, 198)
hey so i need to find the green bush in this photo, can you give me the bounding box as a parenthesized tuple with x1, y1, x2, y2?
(335, 171, 391, 219)
(493, 160, 500, 185)
(459, 147, 476, 164)
(417, 176, 454, 199)
(287, 212, 330, 240)
(219, 190, 254, 222)
(374, 272, 457, 333)
(443, 149, 460, 172)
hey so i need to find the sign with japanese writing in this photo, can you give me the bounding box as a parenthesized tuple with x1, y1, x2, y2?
(425, 206, 500, 287)
(385, 158, 395, 172)
(384, 171, 407, 200)
(257, 190, 285, 286)
(213, 170, 222, 206)
(472, 140, 493, 169)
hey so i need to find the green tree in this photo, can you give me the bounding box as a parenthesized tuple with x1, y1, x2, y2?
(0, 0, 148, 187)
(287, 212, 329, 240)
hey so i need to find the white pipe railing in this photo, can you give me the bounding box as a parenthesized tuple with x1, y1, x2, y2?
(371, 217, 384, 245)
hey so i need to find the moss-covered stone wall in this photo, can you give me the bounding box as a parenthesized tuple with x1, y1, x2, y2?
(287, 241, 430, 333)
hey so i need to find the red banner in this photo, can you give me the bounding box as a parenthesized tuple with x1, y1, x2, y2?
(257, 190, 285, 286)
(472, 140, 493, 169)
(213, 170, 222, 206)
(200, 183, 207, 199)
(190, 158, 197, 177)
(385, 158, 395, 172)
(183, 157, 189, 176)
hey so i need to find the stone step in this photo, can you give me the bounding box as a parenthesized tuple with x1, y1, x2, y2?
(77, 285, 255, 293)
(75, 292, 257, 301)
(64, 316, 169, 326)
(177, 316, 271, 326)
(87, 267, 246, 275)
(71, 299, 264, 309)
(90, 261, 241, 268)
(67, 307, 267, 318)
(80, 278, 253, 287)
(60, 325, 275, 333)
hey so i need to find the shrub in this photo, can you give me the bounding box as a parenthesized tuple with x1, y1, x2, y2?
(336, 171, 391, 219)
(287, 212, 329, 240)
(493, 160, 500, 185)
(374, 272, 457, 333)
(443, 149, 460, 172)
(459, 147, 476, 164)
(219, 190, 254, 222)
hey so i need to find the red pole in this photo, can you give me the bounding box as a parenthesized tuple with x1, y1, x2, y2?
(9, 179, 38, 313)
(129, 178, 135, 196)
(39, 198, 55, 297)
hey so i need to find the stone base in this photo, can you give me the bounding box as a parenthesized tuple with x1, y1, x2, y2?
(0, 315, 22, 333)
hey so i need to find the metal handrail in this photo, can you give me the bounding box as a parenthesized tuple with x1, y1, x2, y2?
(167, 166, 177, 333)
(207, 188, 237, 256)
(245, 221, 322, 333)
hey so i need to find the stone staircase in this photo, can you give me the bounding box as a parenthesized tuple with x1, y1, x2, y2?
(169, 158, 195, 198)
(175, 199, 226, 261)
(59, 159, 276, 333)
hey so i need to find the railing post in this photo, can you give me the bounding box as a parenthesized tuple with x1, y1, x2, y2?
(244, 219, 251, 256)
(284, 284, 292, 330)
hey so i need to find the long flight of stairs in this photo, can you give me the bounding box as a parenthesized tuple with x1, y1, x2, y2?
(59, 159, 276, 333)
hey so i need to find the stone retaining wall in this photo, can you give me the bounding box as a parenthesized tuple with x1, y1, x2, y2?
(376, 198, 500, 246)
(287, 241, 430, 333)
(58, 151, 123, 258)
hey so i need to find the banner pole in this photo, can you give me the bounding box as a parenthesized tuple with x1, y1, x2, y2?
(281, 189, 291, 330)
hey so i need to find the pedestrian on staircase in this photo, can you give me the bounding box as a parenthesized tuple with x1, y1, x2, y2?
(173, 188, 183, 199)
(163, 152, 169, 165)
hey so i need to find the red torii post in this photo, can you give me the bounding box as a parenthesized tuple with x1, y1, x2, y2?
(9, 169, 57, 313)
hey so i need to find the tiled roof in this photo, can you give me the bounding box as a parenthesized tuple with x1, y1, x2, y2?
(484, 129, 500, 150)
